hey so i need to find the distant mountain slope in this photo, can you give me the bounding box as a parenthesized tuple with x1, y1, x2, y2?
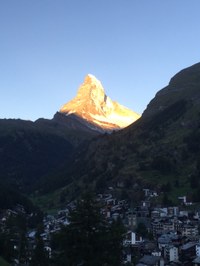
(0, 115, 101, 193)
(60, 74, 140, 132)
(0, 119, 75, 191)
(143, 62, 200, 119)
(36, 112, 99, 145)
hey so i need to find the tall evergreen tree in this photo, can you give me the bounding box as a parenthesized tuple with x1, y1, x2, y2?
(51, 193, 125, 266)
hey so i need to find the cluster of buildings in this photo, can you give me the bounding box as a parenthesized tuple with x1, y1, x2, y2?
(120, 190, 200, 266)
(41, 190, 200, 265)
(1, 189, 200, 265)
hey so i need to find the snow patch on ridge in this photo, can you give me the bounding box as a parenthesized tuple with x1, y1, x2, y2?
(90, 113, 137, 128)
(87, 74, 103, 88)
(63, 110, 76, 116)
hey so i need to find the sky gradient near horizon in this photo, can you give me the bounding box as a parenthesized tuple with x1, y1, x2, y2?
(1, 1, 200, 121)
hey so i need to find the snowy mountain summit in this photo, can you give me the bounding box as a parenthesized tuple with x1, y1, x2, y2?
(59, 74, 140, 132)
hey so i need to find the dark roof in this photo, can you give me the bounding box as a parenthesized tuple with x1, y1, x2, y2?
(181, 242, 196, 250)
(139, 255, 160, 265)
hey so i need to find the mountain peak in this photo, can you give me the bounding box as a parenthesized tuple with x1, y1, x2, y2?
(59, 75, 140, 132)
(82, 74, 103, 90)
(77, 74, 105, 101)
(85, 74, 101, 84)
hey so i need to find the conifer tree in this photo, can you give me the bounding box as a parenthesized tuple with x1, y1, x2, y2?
(51, 193, 125, 266)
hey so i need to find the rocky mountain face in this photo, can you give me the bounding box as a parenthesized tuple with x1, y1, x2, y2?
(59, 74, 140, 132)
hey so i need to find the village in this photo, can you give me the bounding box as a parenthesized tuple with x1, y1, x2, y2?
(1, 188, 200, 266)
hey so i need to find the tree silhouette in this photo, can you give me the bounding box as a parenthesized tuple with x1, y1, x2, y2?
(51, 193, 124, 266)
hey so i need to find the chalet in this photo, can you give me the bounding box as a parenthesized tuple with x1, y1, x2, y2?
(143, 188, 158, 198)
(182, 224, 198, 238)
(125, 211, 137, 229)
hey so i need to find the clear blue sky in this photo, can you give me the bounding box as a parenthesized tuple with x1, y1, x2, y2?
(1, 1, 200, 121)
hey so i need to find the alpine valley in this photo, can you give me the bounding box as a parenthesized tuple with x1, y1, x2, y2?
(1, 62, 200, 209)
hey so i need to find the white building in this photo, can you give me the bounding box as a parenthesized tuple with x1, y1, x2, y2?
(123, 231, 143, 246)
(164, 245, 179, 261)
(196, 243, 200, 257)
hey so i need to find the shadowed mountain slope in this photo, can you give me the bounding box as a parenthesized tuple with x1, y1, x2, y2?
(0, 115, 101, 192)
(65, 63, 200, 202)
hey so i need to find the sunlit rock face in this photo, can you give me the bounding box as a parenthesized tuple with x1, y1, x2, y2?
(60, 74, 140, 131)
